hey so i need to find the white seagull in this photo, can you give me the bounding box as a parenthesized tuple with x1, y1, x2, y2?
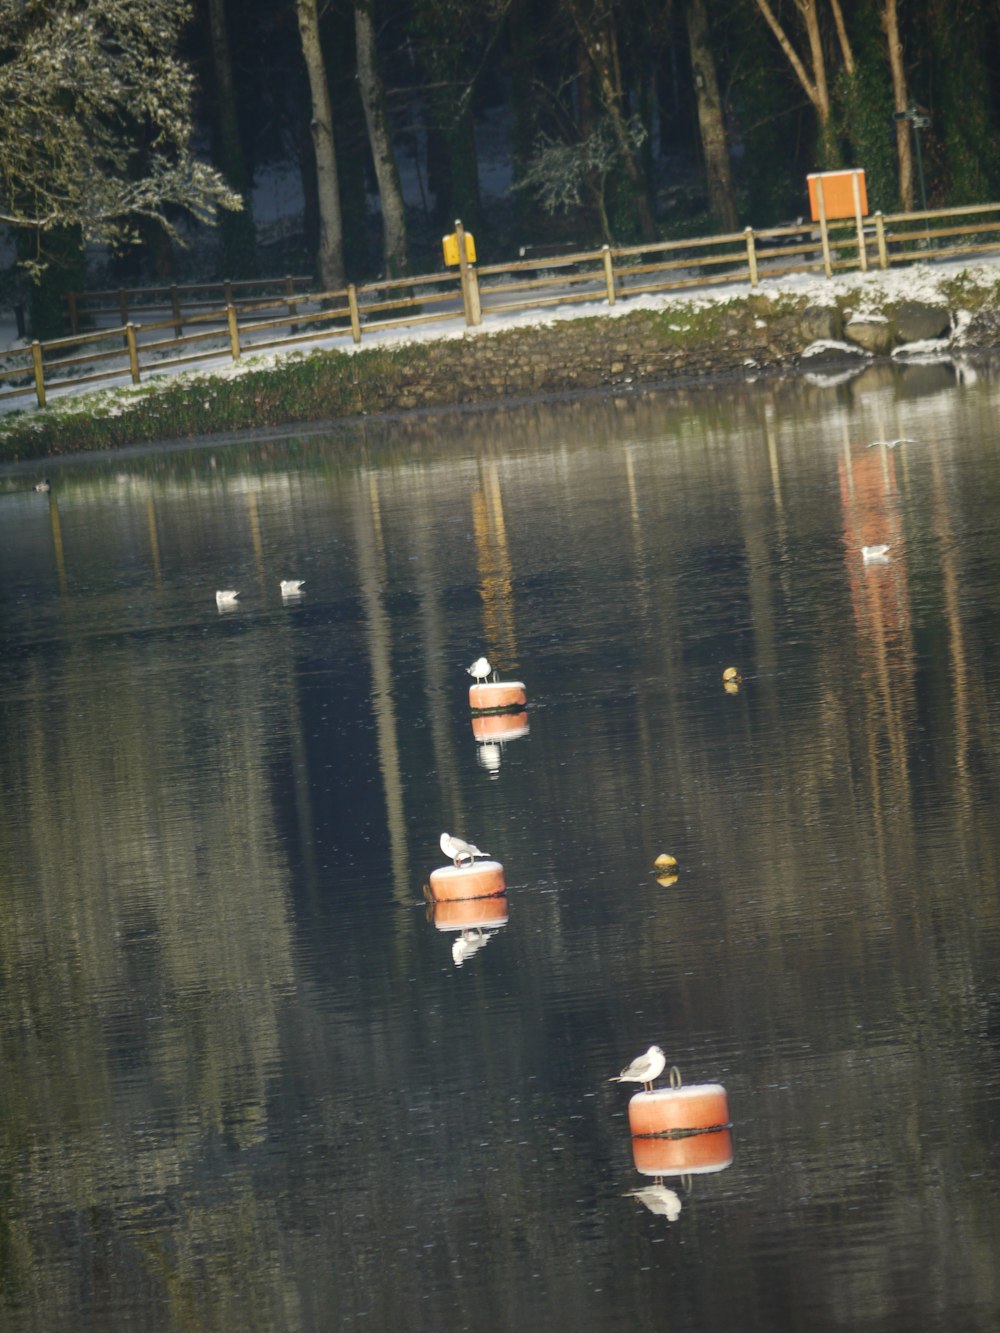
(280, 579, 305, 597)
(862, 544, 891, 562)
(867, 438, 917, 449)
(609, 1045, 666, 1092)
(440, 831, 489, 866)
(467, 656, 492, 684)
(216, 589, 240, 607)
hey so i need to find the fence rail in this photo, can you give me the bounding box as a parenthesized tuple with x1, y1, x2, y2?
(2, 201, 998, 410)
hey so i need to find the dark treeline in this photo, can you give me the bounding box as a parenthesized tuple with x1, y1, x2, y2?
(23, 0, 1000, 318)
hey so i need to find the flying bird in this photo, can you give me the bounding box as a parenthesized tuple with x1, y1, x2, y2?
(609, 1045, 666, 1092)
(280, 580, 305, 596)
(861, 545, 890, 562)
(216, 589, 240, 607)
(440, 831, 488, 866)
(867, 438, 916, 449)
(467, 656, 492, 684)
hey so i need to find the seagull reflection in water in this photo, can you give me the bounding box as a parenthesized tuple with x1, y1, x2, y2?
(451, 927, 497, 967)
(624, 1183, 682, 1221)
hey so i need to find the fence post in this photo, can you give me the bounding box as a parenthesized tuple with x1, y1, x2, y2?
(125, 323, 141, 384)
(602, 246, 616, 304)
(68, 291, 79, 337)
(118, 288, 129, 328)
(874, 212, 888, 270)
(744, 228, 759, 287)
(170, 284, 183, 338)
(285, 274, 299, 334)
(226, 304, 241, 361)
(815, 179, 833, 279)
(31, 341, 45, 408)
(223, 279, 234, 309)
(454, 218, 481, 326)
(852, 172, 868, 273)
(347, 284, 362, 344)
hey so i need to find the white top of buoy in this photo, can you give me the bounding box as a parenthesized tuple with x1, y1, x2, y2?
(630, 1081, 727, 1101)
(431, 859, 504, 879)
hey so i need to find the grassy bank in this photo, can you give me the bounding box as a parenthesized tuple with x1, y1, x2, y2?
(2, 268, 998, 465)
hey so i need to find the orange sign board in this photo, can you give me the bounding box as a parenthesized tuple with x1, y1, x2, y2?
(807, 169, 868, 222)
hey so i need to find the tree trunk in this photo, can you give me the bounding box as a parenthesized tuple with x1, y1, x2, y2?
(754, 0, 838, 161)
(295, 0, 344, 290)
(566, 1, 655, 239)
(355, 0, 408, 276)
(882, 0, 913, 210)
(207, 0, 257, 277)
(686, 0, 738, 231)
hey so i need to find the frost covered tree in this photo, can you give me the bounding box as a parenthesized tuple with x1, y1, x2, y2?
(0, 0, 240, 275)
(516, 115, 647, 243)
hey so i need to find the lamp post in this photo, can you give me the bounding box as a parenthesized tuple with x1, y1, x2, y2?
(893, 105, 930, 215)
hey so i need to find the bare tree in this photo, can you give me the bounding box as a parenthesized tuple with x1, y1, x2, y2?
(753, 0, 854, 163)
(882, 0, 913, 209)
(686, 0, 737, 230)
(355, 0, 409, 276)
(295, 0, 345, 289)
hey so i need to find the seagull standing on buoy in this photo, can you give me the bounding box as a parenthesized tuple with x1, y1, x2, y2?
(610, 1045, 666, 1093)
(440, 832, 489, 866)
(467, 656, 492, 684)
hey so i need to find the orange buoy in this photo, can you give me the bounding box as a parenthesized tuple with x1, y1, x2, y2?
(431, 895, 509, 932)
(628, 1083, 730, 1138)
(471, 710, 529, 742)
(469, 680, 527, 712)
(427, 859, 506, 901)
(631, 1128, 733, 1177)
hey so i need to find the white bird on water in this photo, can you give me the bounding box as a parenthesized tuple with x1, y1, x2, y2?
(440, 831, 489, 866)
(216, 589, 240, 607)
(609, 1045, 666, 1092)
(862, 544, 891, 562)
(280, 579, 305, 597)
(467, 656, 492, 684)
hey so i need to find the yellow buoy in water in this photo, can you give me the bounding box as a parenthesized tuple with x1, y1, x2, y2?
(653, 852, 678, 873)
(722, 666, 742, 685)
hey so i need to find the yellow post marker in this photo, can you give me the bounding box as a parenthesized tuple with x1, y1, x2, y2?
(444, 222, 481, 327)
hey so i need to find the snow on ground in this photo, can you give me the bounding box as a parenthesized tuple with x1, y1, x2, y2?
(1, 250, 998, 422)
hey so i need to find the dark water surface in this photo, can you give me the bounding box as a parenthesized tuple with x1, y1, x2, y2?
(2, 361, 1000, 1332)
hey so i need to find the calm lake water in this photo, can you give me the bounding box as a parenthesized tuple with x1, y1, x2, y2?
(2, 360, 1000, 1332)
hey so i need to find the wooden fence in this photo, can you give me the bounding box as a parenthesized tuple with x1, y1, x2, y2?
(2, 201, 999, 410)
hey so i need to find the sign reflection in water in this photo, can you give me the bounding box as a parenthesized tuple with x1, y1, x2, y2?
(2, 358, 1000, 1332)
